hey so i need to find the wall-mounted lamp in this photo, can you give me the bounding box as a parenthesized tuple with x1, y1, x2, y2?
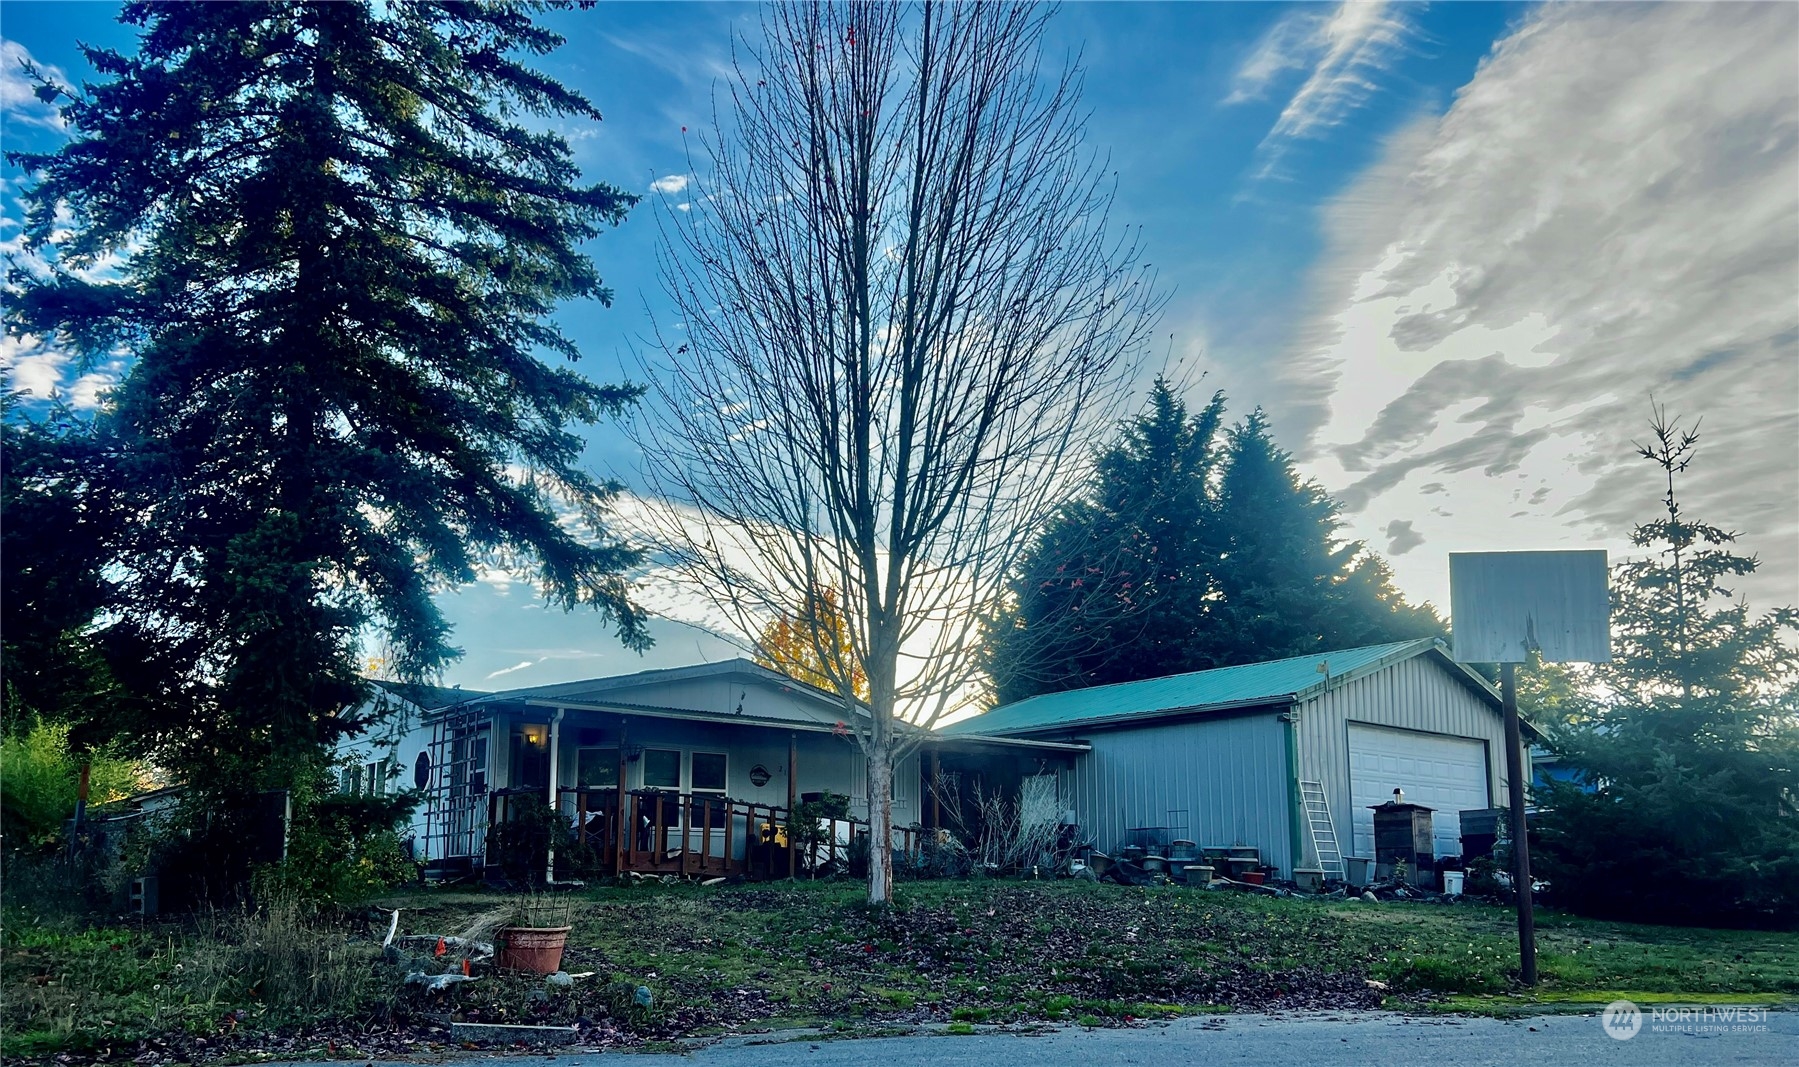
(522, 725, 547, 747)
(624, 744, 644, 763)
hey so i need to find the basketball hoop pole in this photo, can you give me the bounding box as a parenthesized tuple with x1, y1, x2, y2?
(1500, 661, 1537, 985)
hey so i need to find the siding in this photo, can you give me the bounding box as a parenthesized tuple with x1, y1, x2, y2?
(1056, 711, 1293, 874)
(1295, 654, 1520, 866)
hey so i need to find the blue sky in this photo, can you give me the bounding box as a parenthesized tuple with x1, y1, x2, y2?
(5, 2, 1795, 693)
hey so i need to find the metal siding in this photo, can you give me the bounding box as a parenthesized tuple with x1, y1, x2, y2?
(1062, 712, 1292, 874)
(1296, 655, 1514, 865)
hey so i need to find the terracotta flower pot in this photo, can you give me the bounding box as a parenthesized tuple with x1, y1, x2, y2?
(495, 926, 571, 975)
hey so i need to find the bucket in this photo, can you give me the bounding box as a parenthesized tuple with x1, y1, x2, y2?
(495, 926, 571, 975)
(1442, 870, 1466, 896)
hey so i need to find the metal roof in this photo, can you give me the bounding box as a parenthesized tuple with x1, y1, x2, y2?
(942, 639, 1498, 736)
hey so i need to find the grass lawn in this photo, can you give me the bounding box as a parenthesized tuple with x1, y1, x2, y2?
(5, 879, 1796, 1061)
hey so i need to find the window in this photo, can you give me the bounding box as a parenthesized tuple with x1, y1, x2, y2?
(413, 751, 433, 790)
(366, 760, 383, 796)
(691, 752, 727, 794)
(470, 732, 489, 794)
(577, 748, 619, 788)
(642, 748, 680, 789)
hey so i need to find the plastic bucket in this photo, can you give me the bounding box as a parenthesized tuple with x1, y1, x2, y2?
(1442, 870, 1466, 896)
(495, 926, 571, 975)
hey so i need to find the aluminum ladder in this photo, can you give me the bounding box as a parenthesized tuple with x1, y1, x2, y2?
(1300, 780, 1345, 880)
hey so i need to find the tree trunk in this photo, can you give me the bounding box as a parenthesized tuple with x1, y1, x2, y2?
(865, 748, 894, 905)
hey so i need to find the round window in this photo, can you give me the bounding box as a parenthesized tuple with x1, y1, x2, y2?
(748, 764, 772, 788)
(413, 751, 432, 789)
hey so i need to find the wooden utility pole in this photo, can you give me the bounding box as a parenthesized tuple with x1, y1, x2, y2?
(788, 733, 798, 880)
(1500, 662, 1537, 985)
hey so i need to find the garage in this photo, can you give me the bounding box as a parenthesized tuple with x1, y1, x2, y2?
(1347, 723, 1490, 860)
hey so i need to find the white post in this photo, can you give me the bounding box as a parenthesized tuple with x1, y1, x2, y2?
(546, 707, 565, 884)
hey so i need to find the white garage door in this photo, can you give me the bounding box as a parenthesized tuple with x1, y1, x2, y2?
(1348, 724, 1490, 860)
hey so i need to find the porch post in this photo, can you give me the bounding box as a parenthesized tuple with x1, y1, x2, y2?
(615, 718, 629, 874)
(787, 733, 798, 880)
(930, 749, 941, 832)
(545, 707, 564, 884)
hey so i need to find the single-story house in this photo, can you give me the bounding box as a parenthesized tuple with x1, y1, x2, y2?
(337, 659, 1080, 879)
(939, 638, 1530, 879)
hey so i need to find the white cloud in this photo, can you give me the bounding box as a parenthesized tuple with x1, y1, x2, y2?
(1280, 2, 1799, 611)
(649, 173, 690, 196)
(1, 39, 68, 132)
(484, 659, 539, 680)
(1225, 2, 1415, 178)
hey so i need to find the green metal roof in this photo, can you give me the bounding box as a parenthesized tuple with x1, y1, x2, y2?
(944, 639, 1489, 736)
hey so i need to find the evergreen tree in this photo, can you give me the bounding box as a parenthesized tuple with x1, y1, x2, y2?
(1534, 407, 1799, 927)
(983, 379, 1226, 704)
(6, 1, 647, 881)
(984, 394, 1442, 704)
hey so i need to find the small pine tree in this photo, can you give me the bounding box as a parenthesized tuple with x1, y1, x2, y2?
(1534, 406, 1799, 928)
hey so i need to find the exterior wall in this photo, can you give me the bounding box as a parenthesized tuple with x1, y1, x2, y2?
(1295, 654, 1518, 866)
(1054, 710, 1294, 875)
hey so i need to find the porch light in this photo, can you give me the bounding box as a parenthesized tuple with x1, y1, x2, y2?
(624, 744, 643, 763)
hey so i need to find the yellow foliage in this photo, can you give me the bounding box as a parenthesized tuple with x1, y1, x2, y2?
(756, 586, 867, 699)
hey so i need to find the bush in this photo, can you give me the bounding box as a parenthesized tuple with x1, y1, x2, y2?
(0, 721, 150, 848)
(484, 796, 571, 886)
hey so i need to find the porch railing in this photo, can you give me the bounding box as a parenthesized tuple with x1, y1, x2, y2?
(534, 787, 923, 878)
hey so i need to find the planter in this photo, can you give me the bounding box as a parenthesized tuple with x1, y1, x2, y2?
(1227, 845, 1260, 862)
(1344, 857, 1371, 886)
(1184, 864, 1215, 885)
(1120, 845, 1146, 863)
(1202, 847, 1231, 870)
(495, 926, 571, 975)
(1293, 867, 1324, 892)
(1088, 851, 1112, 876)
(1169, 840, 1199, 863)
(1225, 856, 1259, 879)
(1240, 871, 1267, 886)
(1140, 855, 1169, 875)
(1442, 870, 1466, 896)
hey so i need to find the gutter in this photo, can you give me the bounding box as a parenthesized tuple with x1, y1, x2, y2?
(1280, 708, 1305, 878)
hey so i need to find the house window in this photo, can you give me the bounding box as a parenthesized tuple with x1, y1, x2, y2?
(642, 748, 681, 790)
(577, 748, 619, 788)
(470, 732, 489, 794)
(691, 752, 727, 794)
(366, 760, 383, 796)
(414, 751, 433, 790)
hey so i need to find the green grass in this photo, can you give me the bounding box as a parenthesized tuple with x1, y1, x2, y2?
(6, 880, 1795, 1057)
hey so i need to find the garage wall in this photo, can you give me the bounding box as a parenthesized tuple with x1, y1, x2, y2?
(1056, 710, 1293, 875)
(1295, 652, 1517, 866)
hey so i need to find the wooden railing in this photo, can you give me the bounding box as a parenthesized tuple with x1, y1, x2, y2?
(536, 787, 925, 879)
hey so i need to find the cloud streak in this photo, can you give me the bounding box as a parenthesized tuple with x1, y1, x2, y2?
(1279, 1, 1798, 610)
(0, 39, 68, 132)
(1226, 2, 1415, 180)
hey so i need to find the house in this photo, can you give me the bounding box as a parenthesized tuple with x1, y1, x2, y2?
(939, 638, 1530, 878)
(337, 658, 1080, 879)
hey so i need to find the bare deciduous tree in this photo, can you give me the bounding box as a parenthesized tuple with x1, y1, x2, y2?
(639, 0, 1162, 904)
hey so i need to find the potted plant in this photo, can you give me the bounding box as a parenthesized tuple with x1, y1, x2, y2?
(494, 894, 574, 975)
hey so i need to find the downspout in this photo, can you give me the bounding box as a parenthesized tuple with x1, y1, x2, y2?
(545, 707, 565, 885)
(1281, 705, 1305, 879)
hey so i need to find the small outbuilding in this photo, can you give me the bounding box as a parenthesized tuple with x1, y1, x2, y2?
(940, 638, 1527, 878)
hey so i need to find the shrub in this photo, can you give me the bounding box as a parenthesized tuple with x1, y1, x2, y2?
(0, 722, 150, 848)
(484, 796, 571, 886)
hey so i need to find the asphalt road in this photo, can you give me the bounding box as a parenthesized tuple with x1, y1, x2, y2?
(329, 1010, 1799, 1067)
